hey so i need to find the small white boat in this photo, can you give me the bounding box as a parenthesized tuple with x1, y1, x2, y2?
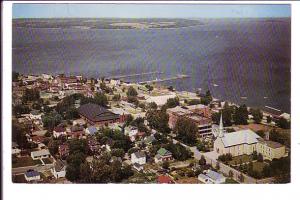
(264, 96, 268, 99)
(213, 83, 219, 87)
(240, 96, 247, 99)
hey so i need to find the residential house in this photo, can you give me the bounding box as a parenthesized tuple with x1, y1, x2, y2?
(198, 170, 226, 184)
(125, 126, 138, 142)
(131, 151, 146, 165)
(31, 149, 51, 160)
(12, 142, 21, 156)
(24, 170, 40, 182)
(85, 126, 98, 135)
(52, 160, 66, 179)
(53, 126, 67, 138)
(133, 163, 144, 172)
(157, 175, 173, 184)
(29, 110, 42, 120)
(154, 148, 173, 163)
(58, 144, 69, 158)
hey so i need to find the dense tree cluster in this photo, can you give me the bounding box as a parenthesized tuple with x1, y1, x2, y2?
(12, 104, 30, 117)
(97, 128, 133, 152)
(146, 109, 170, 134)
(164, 97, 180, 109)
(22, 88, 40, 103)
(250, 108, 263, 123)
(126, 86, 138, 97)
(164, 143, 192, 161)
(42, 111, 63, 131)
(173, 117, 198, 145)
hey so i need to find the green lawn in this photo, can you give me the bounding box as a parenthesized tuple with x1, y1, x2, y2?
(12, 157, 42, 168)
(229, 155, 253, 166)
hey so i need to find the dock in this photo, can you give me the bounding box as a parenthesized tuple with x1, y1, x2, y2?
(108, 71, 163, 80)
(139, 74, 190, 84)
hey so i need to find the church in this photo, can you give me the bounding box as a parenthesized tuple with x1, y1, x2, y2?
(213, 114, 286, 160)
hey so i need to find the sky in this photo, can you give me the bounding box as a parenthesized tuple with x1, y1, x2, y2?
(13, 4, 291, 19)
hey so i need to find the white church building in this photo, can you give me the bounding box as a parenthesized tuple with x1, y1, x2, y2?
(213, 114, 285, 160)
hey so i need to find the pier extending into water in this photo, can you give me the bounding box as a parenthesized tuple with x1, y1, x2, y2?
(139, 74, 190, 84)
(108, 71, 163, 80)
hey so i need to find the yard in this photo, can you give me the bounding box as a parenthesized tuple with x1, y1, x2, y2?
(253, 161, 268, 173)
(42, 157, 53, 164)
(12, 174, 27, 183)
(229, 155, 253, 166)
(12, 156, 42, 168)
(224, 178, 239, 184)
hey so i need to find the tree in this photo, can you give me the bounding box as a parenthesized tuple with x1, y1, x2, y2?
(126, 86, 138, 97)
(212, 112, 221, 124)
(250, 108, 263, 123)
(252, 151, 258, 160)
(276, 117, 290, 129)
(146, 109, 170, 134)
(148, 102, 158, 110)
(228, 170, 234, 178)
(111, 148, 125, 158)
(165, 143, 192, 161)
(65, 106, 79, 120)
(12, 120, 29, 149)
(79, 162, 92, 183)
(162, 161, 169, 169)
(267, 116, 272, 123)
(12, 71, 19, 82)
(42, 111, 63, 131)
(216, 162, 220, 170)
(199, 155, 206, 166)
(22, 88, 40, 103)
(94, 92, 108, 107)
(12, 104, 30, 116)
(187, 99, 201, 106)
(66, 152, 87, 182)
(112, 94, 121, 101)
(165, 97, 179, 108)
(173, 117, 197, 145)
(233, 104, 248, 125)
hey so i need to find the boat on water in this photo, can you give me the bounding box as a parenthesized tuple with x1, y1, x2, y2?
(240, 96, 247, 99)
(264, 96, 268, 99)
(212, 83, 219, 87)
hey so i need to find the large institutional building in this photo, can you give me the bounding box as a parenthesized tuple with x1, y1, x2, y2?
(78, 103, 126, 126)
(213, 115, 286, 161)
(167, 104, 212, 137)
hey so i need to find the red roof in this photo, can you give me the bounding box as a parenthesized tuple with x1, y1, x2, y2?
(157, 175, 173, 184)
(54, 126, 66, 132)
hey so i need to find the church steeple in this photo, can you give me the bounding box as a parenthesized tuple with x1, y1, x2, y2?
(219, 113, 224, 137)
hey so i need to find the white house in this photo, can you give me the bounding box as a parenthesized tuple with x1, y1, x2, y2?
(131, 151, 146, 165)
(29, 110, 42, 120)
(53, 126, 67, 138)
(198, 170, 226, 184)
(52, 160, 66, 179)
(125, 126, 138, 142)
(24, 170, 40, 182)
(31, 149, 51, 160)
(12, 142, 21, 155)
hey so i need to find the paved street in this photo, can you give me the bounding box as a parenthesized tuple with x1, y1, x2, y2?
(12, 164, 54, 175)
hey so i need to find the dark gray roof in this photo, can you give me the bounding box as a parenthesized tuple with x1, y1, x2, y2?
(133, 151, 146, 158)
(78, 103, 120, 122)
(54, 160, 66, 172)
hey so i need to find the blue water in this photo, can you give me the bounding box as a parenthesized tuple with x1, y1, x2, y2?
(13, 18, 291, 112)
